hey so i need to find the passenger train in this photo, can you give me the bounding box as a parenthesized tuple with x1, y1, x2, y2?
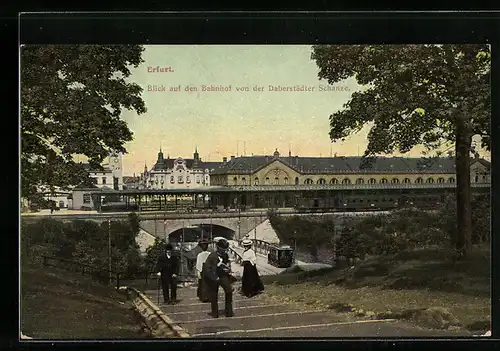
(294, 193, 446, 213)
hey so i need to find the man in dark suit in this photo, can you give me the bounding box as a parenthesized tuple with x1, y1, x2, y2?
(156, 243, 180, 305)
(202, 238, 234, 318)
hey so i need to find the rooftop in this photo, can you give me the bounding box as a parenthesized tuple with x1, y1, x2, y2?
(210, 154, 490, 175)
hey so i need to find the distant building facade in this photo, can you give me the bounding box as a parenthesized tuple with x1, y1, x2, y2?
(80, 151, 124, 190)
(139, 148, 222, 189)
(210, 149, 491, 187)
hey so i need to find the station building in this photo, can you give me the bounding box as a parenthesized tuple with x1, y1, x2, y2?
(209, 149, 490, 187)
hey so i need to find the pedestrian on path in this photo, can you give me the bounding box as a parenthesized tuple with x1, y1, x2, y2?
(241, 239, 264, 298)
(202, 238, 234, 318)
(155, 243, 180, 305)
(196, 238, 211, 303)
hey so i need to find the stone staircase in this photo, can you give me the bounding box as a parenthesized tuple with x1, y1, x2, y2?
(142, 283, 472, 338)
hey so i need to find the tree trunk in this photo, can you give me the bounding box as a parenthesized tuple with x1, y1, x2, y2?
(454, 114, 473, 260)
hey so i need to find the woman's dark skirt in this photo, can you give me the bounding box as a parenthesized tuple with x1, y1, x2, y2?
(241, 262, 264, 298)
(197, 278, 210, 303)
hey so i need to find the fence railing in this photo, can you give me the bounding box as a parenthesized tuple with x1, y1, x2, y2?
(41, 256, 195, 291)
(249, 239, 274, 256)
(42, 255, 122, 290)
(227, 246, 243, 264)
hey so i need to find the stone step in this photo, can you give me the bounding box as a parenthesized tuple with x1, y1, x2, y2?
(199, 319, 471, 338)
(158, 298, 270, 314)
(171, 303, 292, 323)
(143, 283, 473, 338)
(176, 309, 350, 336)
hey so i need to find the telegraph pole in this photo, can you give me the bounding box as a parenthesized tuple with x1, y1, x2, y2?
(108, 219, 112, 284)
(164, 219, 167, 243)
(154, 213, 157, 237)
(254, 215, 257, 242)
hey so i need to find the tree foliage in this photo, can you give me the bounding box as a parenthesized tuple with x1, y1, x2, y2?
(21, 218, 144, 277)
(268, 195, 489, 265)
(311, 45, 490, 259)
(270, 214, 335, 259)
(144, 238, 167, 272)
(311, 45, 490, 155)
(21, 45, 147, 199)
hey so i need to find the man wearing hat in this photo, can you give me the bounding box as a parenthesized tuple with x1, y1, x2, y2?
(202, 238, 234, 318)
(196, 238, 211, 302)
(241, 239, 264, 298)
(155, 243, 180, 304)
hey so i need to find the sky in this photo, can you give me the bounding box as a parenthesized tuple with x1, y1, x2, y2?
(120, 45, 490, 176)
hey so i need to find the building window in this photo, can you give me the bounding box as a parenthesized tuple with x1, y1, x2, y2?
(304, 179, 313, 185)
(91, 178, 98, 185)
(196, 176, 200, 184)
(295, 177, 299, 185)
(380, 178, 388, 184)
(403, 178, 411, 183)
(178, 176, 183, 183)
(318, 178, 326, 185)
(355, 178, 364, 184)
(254, 177, 259, 185)
(415, 178, 423, 184)
(391, 178, 399, 184)
(368, 178, 376, 184)
(242, 177, 247, 185)
(284, 177, 289, 185)
(102, 177, 106, 184)
(426, 178, 434, 183)
(437, 177, 445, 183)
(342, 178, 351, 185)
(170, 176, 174, 183)
(265, 177, 270, 185)
(330, 178, 338, 184)
(275, 177, 279, 185)
(233, 177, 238, 185)
(83, 193, 91, 204)
(186, 176, 191, 183)
(448, 177, 455, 183)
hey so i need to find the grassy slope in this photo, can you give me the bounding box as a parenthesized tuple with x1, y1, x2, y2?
(21, 265, 147, 339)
(261, 245, 490, 331)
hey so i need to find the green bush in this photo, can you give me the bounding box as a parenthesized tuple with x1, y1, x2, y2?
(268, 194, 490, 262)
(21, 217, 145, 278)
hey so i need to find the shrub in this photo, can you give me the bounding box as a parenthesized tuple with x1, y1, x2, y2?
(21, 218, 145, 278)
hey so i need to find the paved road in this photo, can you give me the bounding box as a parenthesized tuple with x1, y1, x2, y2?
(144, 284, 472, 338)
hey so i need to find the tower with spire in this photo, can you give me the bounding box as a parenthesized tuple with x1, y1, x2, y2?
(193, 147, 200, 164)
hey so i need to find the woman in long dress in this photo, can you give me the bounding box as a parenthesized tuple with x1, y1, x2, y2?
(196, 238, 211, 302)
(241, 239, 264, 298)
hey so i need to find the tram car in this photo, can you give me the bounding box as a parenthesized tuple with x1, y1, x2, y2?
(294, 193, 445, 213)
(267, 245, 295, 268)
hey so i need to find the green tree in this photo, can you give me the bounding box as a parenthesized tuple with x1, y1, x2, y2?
(144, 238, 167, 272)
(311, 44, 490, 260)
(21, 45, 147, 199)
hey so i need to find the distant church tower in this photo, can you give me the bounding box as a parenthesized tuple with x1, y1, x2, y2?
(108, 149, 124, 190)
(193, 147, 200, 165)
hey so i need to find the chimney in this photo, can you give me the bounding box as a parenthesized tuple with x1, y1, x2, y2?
(289, 150, 292, 157)
(223, 157, 227, 163)
(231, 155, 235, 162)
